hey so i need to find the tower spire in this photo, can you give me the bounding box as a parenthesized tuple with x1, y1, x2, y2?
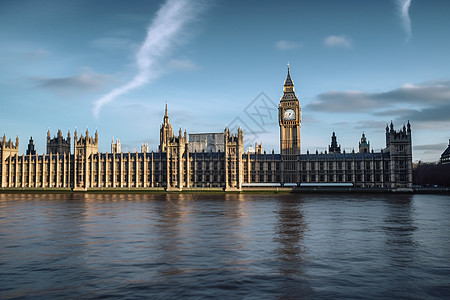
(163, 101, 170, 126)
(284, 62, 294, 87)
(281, 63, 297, 100)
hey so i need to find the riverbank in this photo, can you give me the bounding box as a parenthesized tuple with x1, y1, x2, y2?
(1, 187, 449, 194)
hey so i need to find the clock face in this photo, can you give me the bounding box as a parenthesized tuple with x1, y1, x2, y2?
(284, 109, 295, 120)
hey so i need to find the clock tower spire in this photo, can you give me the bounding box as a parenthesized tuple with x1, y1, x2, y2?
(281, 62, 297, 100)
(160, 102, 174, 152)
(278, 63, 301, 184)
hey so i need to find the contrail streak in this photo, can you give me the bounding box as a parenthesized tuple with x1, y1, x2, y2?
(93, 0, 202, 118)
(396, 0, 412, 41)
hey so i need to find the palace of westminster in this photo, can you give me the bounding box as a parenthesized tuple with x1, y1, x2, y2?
(0, 67, 413, 191)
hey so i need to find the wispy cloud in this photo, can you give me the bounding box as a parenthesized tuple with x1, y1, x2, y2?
(309, 80, 450, 112)
(378, 105, 450, 123)
(352, 120, 388, 130)
(23, 49, 50, 60)
(93, 0, 206, 119)
(307, 80, 450, 125)
(309, 90, 375, 112)
(414, 143, 447, 151)
(168, 58, 199, 70)
(32, 68, 113, 96)
(275, 40, 302, 50)
(323, 35, 352, 49)
(91, 37, 135, 51)
(395, 0, 412, 41)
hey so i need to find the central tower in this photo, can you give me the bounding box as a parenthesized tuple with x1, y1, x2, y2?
(279, 64, 301, 183)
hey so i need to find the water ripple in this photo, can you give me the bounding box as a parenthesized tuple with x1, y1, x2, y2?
(0, 193, 449, 299)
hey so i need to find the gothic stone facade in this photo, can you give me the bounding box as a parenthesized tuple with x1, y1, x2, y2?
(0, 68, 413, 191)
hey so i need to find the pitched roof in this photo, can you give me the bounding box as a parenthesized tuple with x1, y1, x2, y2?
(441, 139, 450, 159)
(284, 67, 294, 87)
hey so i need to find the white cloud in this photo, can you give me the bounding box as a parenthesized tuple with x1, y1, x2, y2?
(395, 0, 412, 41)
(323, 35, 352, 49)
(275, 40, 302, 50)
(93, 0, 206, 119)
(168, 58, 198, 70)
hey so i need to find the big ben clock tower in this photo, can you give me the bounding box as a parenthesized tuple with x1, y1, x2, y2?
(279, 63, 301, 183)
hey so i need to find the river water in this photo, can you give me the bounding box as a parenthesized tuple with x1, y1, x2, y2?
(0, 193, 449, 299)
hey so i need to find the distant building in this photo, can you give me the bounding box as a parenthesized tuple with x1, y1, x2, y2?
(441, 139, 450, 164)
(246, 143, 264, 154)
(111, 138, 121, 153)
(189, 133, 225, 152)
(359, 133, 370, 153)
(328, 132, 341, 154)
(26, 137, 36, 155)
(0, 65, 413, 191)
(47, 129, 70, 155)
(141, 143, 149, 153)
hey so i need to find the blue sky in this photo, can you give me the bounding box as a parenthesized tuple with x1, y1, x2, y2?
(1, 0, 450, 162)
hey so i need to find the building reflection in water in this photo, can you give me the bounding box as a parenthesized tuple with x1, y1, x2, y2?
(222, 193, 265, 273)
(383, 194, 417, 268)
(150, 193, 192, 277)
(274, 195, 308, 276)
(0, 193, 94, 297)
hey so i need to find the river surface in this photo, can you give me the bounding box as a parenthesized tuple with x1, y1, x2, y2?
(0, 193, 449, 299)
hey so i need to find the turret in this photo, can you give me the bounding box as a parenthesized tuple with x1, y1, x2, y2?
(359, 133, 370, 153)
(141, 142, 149, 153)
(386, 121, 411, 148)
(75, 128, 99, 157)
(0, 134, 19, 159)
(47, 129, 71, 155)
(329, 132, 341, 154)
(111, 137, 121, 153)
(26, 137, 36, 155)
(255, 142, 263, 154)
